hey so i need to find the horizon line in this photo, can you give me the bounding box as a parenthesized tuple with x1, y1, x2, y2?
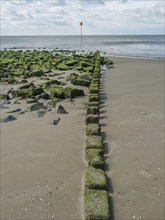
(1, 34, 164, 37)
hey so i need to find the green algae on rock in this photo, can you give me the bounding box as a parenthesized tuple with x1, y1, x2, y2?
(86, 114, 99, 124)
(85, 149, 104, 169)
(88, 94, 99, 102)
(87, 106, 99, 115)
(64, 86, 84, 99)
(86, 135, 103, 149)
(84, 189, 110, 220)
(57, 63, 69, 70)
(88, 101, 99, 107)
(86, 124, 101, 135)
(71, 78, 90, 87)
(85, 166, 107, 190)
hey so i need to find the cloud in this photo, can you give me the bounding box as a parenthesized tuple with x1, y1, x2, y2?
(1, 0, 164, 35)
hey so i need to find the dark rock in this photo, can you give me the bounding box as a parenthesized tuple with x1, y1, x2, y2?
(57, 105, 68, 114)
(53, 118, 61, 125)
(30, 102, 47, 111)
(1, 115, 16, 122)
(19, 83, 34, 90)
(36, 110, 47, 117)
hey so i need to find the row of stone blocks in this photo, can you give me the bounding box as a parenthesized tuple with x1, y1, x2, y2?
(84, 52, 111, 220)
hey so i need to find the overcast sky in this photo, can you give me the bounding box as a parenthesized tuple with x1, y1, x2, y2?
(1, 0, 164, 35)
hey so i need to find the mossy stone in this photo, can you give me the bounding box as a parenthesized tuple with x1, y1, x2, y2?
(64, 87, 84, 99)
(31, 87, 44, 96)
(86, 114, 99, 124)
(19, 83, 34, 90)
(84, 189, 110, 220)
(89, 94, 99, 102)
(87, 106, 99, 115)
(85, 167, 107, 190)
(89, 87, 99, 94)
(65, 59, 78, 66)
(86, 149, 104, 169)
(80, 61, 94, 68)
(91, 79, 100, 84)
(83, 66, 94, 73)
(40, 92, 50, 99)
(86, 124, 101, 135)
(71, 78, 90, 87)
(86, 135, 103, 149)
(0, 94, 5, 99)
(88, 101, 99, 107)
(90, 83, 99, 88)
(57, 63, 69, 70)
(29, 69, 44, 77)
(14, 89, 32, 98)
(46, 87, 65, 99)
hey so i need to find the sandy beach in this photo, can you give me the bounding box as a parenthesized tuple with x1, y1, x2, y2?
(1, 54, 164, 220)
(100, 57, 164, 220)
(0, 67, 88, 219)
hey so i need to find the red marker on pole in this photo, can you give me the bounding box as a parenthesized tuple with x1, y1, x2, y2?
(80, 22, 83, 46)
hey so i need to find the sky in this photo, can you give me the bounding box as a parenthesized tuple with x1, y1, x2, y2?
(1, 0, 164, 35)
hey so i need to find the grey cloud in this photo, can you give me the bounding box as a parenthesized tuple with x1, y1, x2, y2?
(78, 0, 105, 5)
(51, 0, 66, 6)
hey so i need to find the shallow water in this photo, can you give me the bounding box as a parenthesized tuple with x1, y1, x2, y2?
(1, 35, 164, 59)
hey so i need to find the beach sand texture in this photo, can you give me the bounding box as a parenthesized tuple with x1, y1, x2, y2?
(100, 57, 164, 220)
(1, 92, 87, 218)
(1, 55, 164, 220)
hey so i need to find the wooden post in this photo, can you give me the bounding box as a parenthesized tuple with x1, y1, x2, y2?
(80, 22, 83, 46)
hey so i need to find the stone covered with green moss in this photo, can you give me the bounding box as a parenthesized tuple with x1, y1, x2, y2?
(71, 78, 90, 87)
(84, 189, 110, 220)
(87, 106, 99, 115)
(86, 123, 101, 135)
(86, 114, 99, 124)
(88, 94, 99, 102)
(86, 135, 103, 149)
(85, 166, 107, 190)
(88, 101, 99, 107)
(86, 149, 104, 169)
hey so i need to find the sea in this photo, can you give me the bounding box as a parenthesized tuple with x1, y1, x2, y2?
(0, 35, 165, 59)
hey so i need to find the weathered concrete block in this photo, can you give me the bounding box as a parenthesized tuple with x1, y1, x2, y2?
(89, 87, 99, 94)
(86, 114, 99, 124)
(86, 124, 101, 135)
(84, 189, 110, 220)
(85, 149, 104, 169)
(88, 101, 99, 107)
(87, 106, 99, 115)
(88, 94, 99, 102)
(86, 135, 103, 149)
(85, 166, 107, 190)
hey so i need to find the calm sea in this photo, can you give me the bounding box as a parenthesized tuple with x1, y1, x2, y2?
(0, 35, 164, 59)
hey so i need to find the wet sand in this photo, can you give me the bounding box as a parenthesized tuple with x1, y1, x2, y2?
(100, 57, 164, 220)
(1, 93, 87, 218)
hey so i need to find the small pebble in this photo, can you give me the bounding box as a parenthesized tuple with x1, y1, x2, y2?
(133, 216, 136, 219)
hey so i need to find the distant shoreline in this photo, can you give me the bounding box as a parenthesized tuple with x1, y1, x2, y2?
(1, 34, 165, 37)
(1, 35, 164, 59)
